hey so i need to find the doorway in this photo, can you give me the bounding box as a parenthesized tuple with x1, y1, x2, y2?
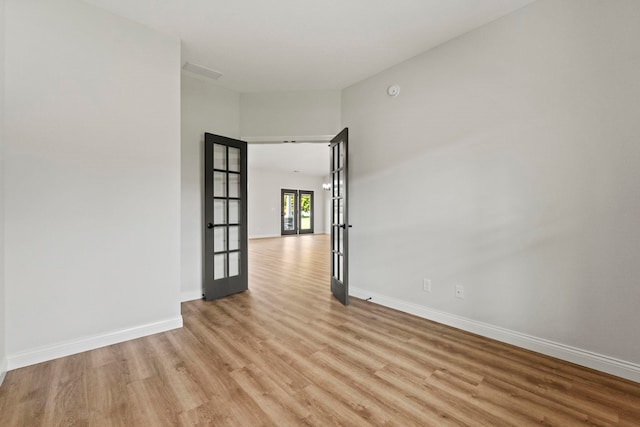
(280, 189, 314, 236)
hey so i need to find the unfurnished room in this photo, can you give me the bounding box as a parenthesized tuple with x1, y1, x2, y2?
(0, 0, 639, 425)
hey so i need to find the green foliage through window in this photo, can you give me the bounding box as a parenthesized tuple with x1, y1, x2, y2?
(301, 195, 310, 213)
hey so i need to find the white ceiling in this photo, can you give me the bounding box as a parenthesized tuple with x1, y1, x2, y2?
(81, 0, 535, 175)
(248, 143, 330, 177)
(82, 0, 535, 93)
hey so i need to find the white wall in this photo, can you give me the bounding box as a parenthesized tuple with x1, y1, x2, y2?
(239, 90, 338, 241)
(343, 0, 640, 380)
(323, 175, 331, 234)
(0, 0, 6, 385)
(240, 90, 341, 138)
(248, 168, 326, 239)
(4, 0, 182, 368)
(181, 74, 240, 301)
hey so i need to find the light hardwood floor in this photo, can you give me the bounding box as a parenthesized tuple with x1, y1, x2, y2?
(1, 234, 639, 426)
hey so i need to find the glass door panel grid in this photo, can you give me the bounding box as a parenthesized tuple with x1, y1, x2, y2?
(213, 143, 242, 279)
(331, 142, 345, 283)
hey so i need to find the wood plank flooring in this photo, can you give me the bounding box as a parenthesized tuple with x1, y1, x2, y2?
(1, 234, 639, 426)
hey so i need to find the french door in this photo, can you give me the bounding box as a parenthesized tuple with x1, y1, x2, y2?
(281, 189, 298, 235)
(281, 189, 314, 235)
(330, 128, 350, 305)
(204, 133, 248, 300)
(299, 191, 314, 234)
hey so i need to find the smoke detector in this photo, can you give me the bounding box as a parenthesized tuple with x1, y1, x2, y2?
(387, 85, 400, 97)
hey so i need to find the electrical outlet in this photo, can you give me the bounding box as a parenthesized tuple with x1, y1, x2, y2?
(455, 285, 464, 299)
(423, 278, 432, 292)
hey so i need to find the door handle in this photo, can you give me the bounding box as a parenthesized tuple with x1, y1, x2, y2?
(340, 224, 353, 229)
(206, 223, 214, 229)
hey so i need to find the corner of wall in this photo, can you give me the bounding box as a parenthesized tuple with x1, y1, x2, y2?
(181, 290, 203, 302)
(180, 73, 242, 301)
(0, 359, 6, 388)
(0, 0, 7, 388)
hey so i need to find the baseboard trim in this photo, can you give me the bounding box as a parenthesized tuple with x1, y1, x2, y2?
(249, 233, 329, 240)
(0, 358, 7, 387)
(181, 290, 203, 302)
(7, 316, 183, 371)
(249, 234, 281, 240)
(350, 286, 640, 383)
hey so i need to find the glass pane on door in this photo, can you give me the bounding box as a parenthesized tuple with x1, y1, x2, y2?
(228, 147, 240, 172)
(214, 172, 227, 197)
(214, 253, 227, 279)
(214, 227, 226, 252)
(300, 194, 311, 230)
(214, 200, 226, 224)
(229, 252, 240, 277)
(229, 200, 240, 224)
(214, 144, 226, 170)
(299, 192, 312, 232)
(229, 226, 239, 250)
(229, 173, 240, 198)
(283, 192, 296, 231)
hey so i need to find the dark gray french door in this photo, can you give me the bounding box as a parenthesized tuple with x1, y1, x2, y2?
(298, 190, 314, 234)
(204, 133, 248, 300)
(330, 128, 349, 305)
(281, 189, 314, 235)
(281, 189, 298, 235)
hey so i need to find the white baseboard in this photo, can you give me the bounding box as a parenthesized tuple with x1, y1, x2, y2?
(0, 358, 7, 387)
(249, 234, 281, 240)
(7, 316, 183, 371)
(249, 233, 329, 240)
(350, 286, 640, 383)
(181, 289, 203, 302)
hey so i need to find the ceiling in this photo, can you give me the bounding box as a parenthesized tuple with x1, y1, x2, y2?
(248, 143, 329, 177)
(81, 0, 535, 176)
(82, 0, 535, 93)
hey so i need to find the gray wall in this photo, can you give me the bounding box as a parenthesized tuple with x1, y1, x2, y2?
(0, 0, 6, 384)
(248, 168, 325, 239)
(181, 74, 240, 301)
(323, 174, 331, 235)
(343, 0, 640, 366)
(240, 90, 341, 138)
(4, 0, 182, 366)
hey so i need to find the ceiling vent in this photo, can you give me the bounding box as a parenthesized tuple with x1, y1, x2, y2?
(182, 62, 223, 80)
